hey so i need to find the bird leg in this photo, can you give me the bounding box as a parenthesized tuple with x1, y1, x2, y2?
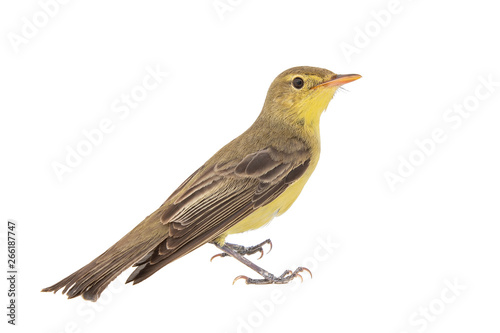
(213, 242, 312, 285)
(210, 239, 272, 261)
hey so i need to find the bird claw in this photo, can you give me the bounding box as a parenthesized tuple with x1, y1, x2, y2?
(210, 239, 273, 261)
(210, 252, 230, 262)
(301, 267, 313, 279)
(243, 239, 272, 259)
(255, 239, 273, 259)
(232, 266, 311, 285)
(233, 275, 250, 285)
(265, 239, 273, 255)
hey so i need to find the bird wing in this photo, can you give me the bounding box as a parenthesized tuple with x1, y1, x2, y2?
(126, 146, 311, 284)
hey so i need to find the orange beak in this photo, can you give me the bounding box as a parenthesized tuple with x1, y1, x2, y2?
(312, 74, 362, 89)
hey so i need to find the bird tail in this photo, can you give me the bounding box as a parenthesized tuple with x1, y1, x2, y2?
(41, 208, 167, 302)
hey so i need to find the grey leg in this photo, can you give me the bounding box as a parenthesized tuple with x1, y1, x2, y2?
(213, 242, 312, 285)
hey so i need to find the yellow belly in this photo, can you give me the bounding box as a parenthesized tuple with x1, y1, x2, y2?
(216, 155, 319, 244)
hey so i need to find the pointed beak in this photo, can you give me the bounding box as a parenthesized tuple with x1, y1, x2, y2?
(312, 74, 362, 89)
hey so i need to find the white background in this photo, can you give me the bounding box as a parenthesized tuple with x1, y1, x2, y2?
(1, 0, 499, 332)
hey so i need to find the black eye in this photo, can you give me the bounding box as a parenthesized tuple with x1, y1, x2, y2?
(292, 77, 304, 89)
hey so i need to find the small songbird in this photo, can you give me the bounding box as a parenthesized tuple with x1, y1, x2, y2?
(42, 66, 361, 301)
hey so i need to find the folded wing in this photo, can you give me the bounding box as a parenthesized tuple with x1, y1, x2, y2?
(126, 146, 311, 284)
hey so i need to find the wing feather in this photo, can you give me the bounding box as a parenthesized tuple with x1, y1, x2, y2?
(126, 144, 311, 284)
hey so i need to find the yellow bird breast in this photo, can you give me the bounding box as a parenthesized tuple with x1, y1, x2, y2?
(221, 154, 319, 242)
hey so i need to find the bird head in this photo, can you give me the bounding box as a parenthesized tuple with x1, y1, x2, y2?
(261, 66, 361, 131)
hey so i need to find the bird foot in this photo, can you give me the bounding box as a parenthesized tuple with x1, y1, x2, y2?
(210, 239, 272, 261)
(232, 267, 312, 285)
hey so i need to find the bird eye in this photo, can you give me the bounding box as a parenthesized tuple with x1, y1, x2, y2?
(292, 77, 304, 89)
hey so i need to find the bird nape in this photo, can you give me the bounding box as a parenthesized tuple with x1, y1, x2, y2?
(42, 66, 361, 301)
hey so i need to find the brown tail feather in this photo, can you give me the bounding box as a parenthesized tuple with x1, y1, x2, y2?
(126, 235, 211, 285)
(42, 209, 168, 301)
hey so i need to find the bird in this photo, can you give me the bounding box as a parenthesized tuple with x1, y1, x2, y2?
(42, 66, 361, 301)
